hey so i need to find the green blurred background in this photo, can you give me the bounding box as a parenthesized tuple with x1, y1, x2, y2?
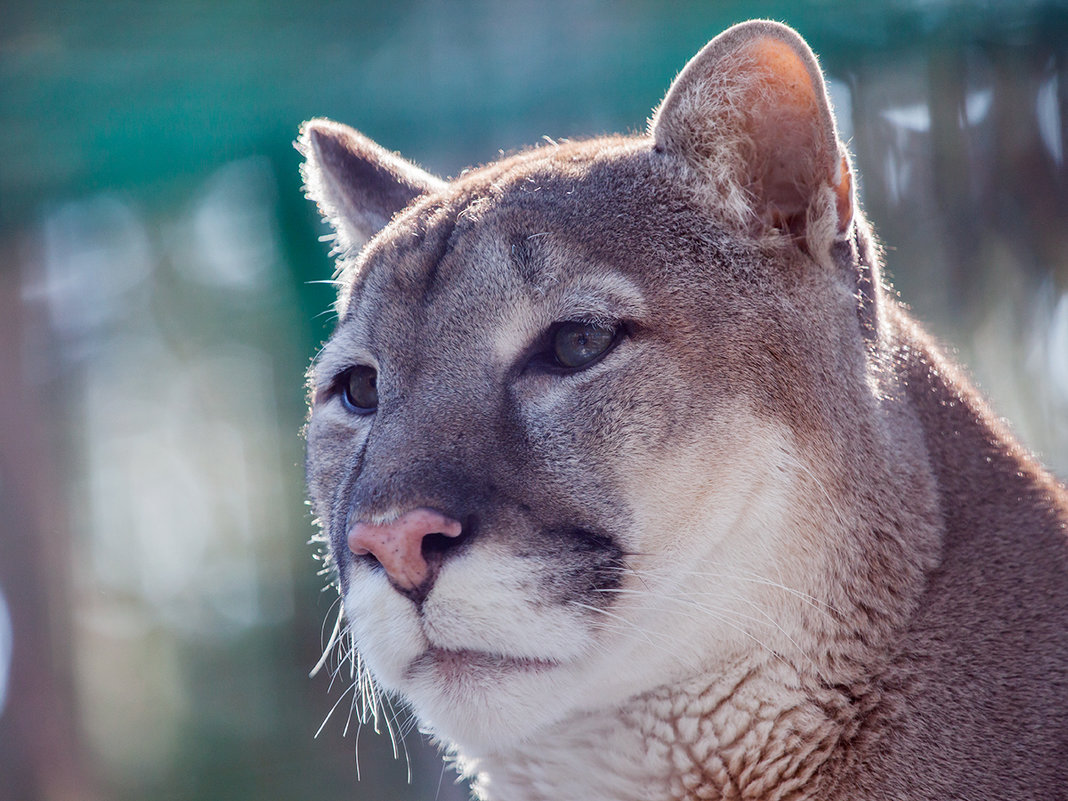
(1, 1, 1066, 800)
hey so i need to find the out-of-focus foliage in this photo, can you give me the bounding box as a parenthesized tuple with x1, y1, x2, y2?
(0, 2, 1065, 800)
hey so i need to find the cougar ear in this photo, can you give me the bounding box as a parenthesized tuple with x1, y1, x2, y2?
(298, 119, 446, 253)
(650, 20, 853, 244)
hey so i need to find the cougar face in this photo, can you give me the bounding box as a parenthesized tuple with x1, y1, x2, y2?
(305, 125, 869, 751)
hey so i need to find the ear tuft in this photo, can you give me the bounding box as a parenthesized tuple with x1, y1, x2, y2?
(651, 21, 853, 248)
(297, 119, 446, 254)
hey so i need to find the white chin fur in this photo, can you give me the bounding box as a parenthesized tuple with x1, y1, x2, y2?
(342, 559, 602, 752)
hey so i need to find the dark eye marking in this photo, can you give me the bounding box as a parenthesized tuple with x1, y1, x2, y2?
(337, 365, 378, 414)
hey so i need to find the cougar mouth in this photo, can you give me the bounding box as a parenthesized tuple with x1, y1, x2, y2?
(409, 647, 560, 681)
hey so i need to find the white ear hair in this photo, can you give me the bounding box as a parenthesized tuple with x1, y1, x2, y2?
(297, 119, 446, 254)
(650, 20, 853, 246)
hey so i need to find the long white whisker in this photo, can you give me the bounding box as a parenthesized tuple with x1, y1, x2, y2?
(619, 563, 842, 618)
(593, 586, 798, 673)
(316, 678, 358, 739)
(568, 602, 709, 672)
(327, 636, 357, 691)
(380, 693, 414, 783)
(781, 450, 851, 533)
(728, 593, 827, 680)
(596, 586, 771, 629)
(311, 607, 343, 678)
(567, 601, 665, 651)
(354, 716, 363, 781)
(341, 668, 360, 738)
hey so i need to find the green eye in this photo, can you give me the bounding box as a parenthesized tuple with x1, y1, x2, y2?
(552, 321, 619, 369)
(341, 365, 378, 414)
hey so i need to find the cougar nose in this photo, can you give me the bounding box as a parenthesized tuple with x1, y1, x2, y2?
(347, 508, 463, 597)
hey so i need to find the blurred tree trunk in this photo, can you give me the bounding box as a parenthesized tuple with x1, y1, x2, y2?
(0, 236, 101, 801)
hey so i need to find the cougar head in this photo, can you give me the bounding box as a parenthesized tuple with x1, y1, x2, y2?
(301, 21, 878, 755)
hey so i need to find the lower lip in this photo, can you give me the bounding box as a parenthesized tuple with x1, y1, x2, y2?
(414, 648, 557, 680)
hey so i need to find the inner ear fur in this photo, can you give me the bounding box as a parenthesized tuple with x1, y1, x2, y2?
(297, 119, 446, 254)
(650, 20, 853, 246)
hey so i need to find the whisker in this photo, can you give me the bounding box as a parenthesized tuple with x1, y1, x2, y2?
(311, 604, 344, 678)
(605, 563, 835, 675)
(728, 593, 827, 680)
(341, 668, 360, 738)
(780, 450, 851, 532)
(619, 563, 842, 619)
(316, 678, 358, 739)
(567, 601, 665, 651)
(353, 716, 364, 780)
(568, 601, 714, 672)
(591, 586, 799, 673)
(380, 693, 414, 783)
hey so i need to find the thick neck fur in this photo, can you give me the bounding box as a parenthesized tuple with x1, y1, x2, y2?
(462, 660, 859, 801)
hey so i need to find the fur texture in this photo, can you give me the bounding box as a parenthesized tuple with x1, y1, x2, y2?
(299, 20, 1068, 801)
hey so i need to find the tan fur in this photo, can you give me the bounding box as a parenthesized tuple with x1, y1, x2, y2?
(300, 20, 1068, 801)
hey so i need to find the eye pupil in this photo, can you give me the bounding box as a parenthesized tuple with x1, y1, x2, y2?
(342, 366, 378, 413)
(553, 322, 617, 369)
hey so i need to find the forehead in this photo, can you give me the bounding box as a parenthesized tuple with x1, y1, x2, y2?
(340, 140, 660, 336)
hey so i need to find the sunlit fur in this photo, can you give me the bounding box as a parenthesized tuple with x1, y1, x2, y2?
(302, 19, 1068, 801)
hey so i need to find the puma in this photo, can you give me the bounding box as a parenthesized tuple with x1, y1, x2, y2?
(299, 20, 1068, 800)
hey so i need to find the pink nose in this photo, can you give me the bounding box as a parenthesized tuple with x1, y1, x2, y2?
(347, 508, 463, 591)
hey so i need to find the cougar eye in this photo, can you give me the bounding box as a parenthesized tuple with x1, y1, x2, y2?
(552, 321, 619, 369)
(340, 365, 378, 414)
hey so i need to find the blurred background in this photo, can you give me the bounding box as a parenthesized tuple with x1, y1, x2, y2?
(1, 1, 1066, 799)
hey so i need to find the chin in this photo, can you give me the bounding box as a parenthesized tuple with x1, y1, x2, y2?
(399, 648, 581, 752)
(342, 577, 586, 753)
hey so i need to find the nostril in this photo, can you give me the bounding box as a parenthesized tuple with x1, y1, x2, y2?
(421, 514, 474, 562)
(422, 531, 459, 556)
